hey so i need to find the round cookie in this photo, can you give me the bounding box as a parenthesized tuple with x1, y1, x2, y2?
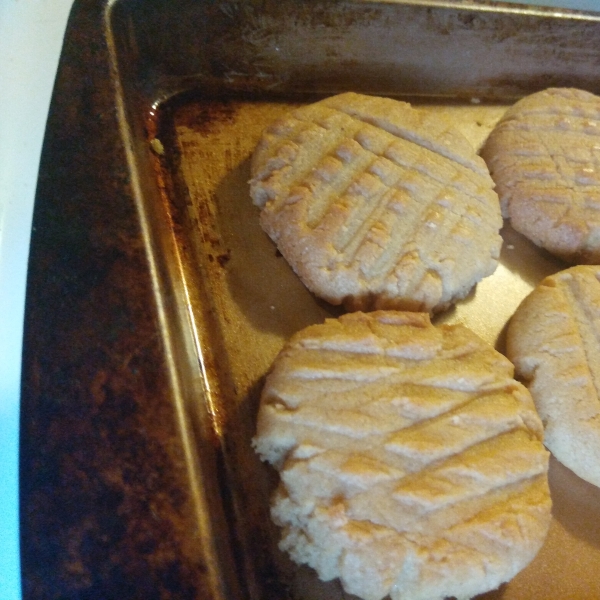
(254, 311, 551, 600)
(250, 92, 502, 313)
(507, 265, 600, 488)
(481, 87, 600, 263)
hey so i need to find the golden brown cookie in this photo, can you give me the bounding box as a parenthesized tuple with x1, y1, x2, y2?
(507, 265, 600, 488)
(250, 93, 502, 313)
(254, 311, 551, 600)
(481, 87, 600, 263)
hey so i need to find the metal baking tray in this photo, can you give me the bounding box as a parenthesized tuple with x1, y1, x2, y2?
(20, 1, 600, 598)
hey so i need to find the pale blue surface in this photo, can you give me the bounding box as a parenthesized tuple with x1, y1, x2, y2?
(0, 400, 20, 600)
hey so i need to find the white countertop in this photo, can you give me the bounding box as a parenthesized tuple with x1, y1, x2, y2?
(0, 1, 597, 598)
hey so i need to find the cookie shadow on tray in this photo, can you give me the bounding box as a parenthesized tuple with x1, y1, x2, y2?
(498, 223, 565, 289)
(547, 456, 600, 550)
(214, 156, 343, 338)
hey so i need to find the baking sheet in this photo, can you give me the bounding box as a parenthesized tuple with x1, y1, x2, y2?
(154, 94, 600, 599)
(21, 1, 600, 598)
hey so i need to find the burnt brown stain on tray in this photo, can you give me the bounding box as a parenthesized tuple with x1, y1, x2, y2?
(20, 1, 232, 599)
(168, 98, 238, 136)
